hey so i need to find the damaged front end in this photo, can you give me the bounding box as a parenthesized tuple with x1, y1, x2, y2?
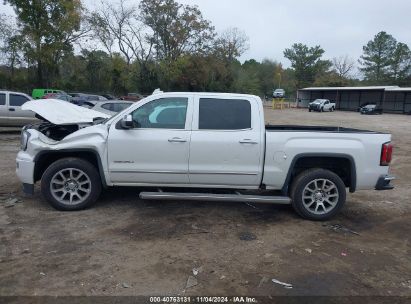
(28, 122, 81, 141)
(16, 99, 112, 191)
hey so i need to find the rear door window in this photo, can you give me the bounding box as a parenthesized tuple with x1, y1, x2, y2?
(10, 94, 29, 107)
(199, 98, 251, 130)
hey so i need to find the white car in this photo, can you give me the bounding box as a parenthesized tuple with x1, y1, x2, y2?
(0, 91, 37, 126)
(308, 99, 336, 112)
(273, 89, 285, 98)
(84, 100, 133, 116)
(16, 93, 394, 220)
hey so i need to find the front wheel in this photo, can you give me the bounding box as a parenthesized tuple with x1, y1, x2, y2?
(41, 158, 102, 211)
(290, 168, 346, 220)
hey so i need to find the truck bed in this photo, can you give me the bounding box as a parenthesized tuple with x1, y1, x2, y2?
(265, 124, 384, 134)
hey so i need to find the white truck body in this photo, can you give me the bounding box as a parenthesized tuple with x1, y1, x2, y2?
(308, 99, 336, 112)
(15, 93, 394, 220)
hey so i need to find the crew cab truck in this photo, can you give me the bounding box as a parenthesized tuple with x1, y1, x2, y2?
(308, 99, 336, 112)
(16, 93, 395, 220)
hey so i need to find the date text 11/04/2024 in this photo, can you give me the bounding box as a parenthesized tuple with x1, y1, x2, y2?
(149, 296, 257, 303)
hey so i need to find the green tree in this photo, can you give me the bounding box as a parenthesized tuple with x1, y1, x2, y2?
(390, 42, 411, 84)
(284, 43, 331, 89)
(214, 27, 249, 63)
(359, 31, 397, 83)
(140, 0, 215, 61)
(139, 0, 215, 90)
(5, 0, 87, 87)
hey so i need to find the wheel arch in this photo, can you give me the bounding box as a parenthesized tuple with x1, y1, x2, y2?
(33, 149, 107, 187)
(281, 153, 356, 195)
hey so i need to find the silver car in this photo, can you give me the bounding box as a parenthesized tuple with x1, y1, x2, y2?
(0, 91, 37, 127)
(82, 100, 133, 116)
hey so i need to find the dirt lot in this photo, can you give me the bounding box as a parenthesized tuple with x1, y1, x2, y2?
(0, 109, 410, 298)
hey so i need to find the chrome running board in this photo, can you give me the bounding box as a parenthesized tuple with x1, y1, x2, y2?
(139, 192, 291, 205)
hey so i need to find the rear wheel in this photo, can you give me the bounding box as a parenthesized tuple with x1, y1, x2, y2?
(290, 168, 346, 220)
(41, 158, 102, 211)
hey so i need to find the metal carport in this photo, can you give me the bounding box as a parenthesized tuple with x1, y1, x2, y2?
(297, 86, 400, 112)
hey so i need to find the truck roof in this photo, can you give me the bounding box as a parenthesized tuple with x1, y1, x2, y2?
(153, 92, 261, 99)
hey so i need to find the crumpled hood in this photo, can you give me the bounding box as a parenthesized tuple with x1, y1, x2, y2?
(22, 99, 110, 125)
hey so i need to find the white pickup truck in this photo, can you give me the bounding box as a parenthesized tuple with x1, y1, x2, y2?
(16, 92, 395, 220)
(308, 99, 336, 112)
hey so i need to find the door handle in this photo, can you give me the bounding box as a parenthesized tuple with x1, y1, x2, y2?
(168, 137, 187, 143)
(8, 108, 15, 111)
(239, 139, 258, 144)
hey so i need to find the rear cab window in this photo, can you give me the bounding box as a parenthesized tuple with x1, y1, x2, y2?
(198, 98, 251, 130)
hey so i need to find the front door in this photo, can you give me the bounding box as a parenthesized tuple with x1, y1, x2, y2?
(188, 97, 263, 187)
(108, 96, 193, 185)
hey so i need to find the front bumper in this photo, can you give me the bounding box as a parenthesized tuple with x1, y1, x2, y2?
(309, 105, 320, 111)
(16, 151, 35, 194)
(375, 175, 395, 190)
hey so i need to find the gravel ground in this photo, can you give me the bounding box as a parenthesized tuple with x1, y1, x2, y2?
(0, 109, 410, 298)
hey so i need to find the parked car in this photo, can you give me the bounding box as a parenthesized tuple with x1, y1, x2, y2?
(0, 90, 37, 126)
(81, 100, 133, 116)
(42, 93, 72, 102)
(71, 94, 108, 106)
(120, 93, 144, 101)
(43, 93, 57, 99)
(360, 104, 383, 115)
(273, 89, 285, 98)
(32, 89, 65, 99)
(102, 94, 116, 100)
(308, 99, 336, 112)
(17, 93, 395, 221)
(93, 100, 133, 116)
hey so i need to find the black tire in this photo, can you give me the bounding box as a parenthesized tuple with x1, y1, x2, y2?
(41, 157, 102, 211)
(309, 109, 312, 112)
(290, 168, 346, 221)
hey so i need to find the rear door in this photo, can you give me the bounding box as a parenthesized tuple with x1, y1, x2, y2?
(188, 96, 263, 188)
(8, 93, 36, 126)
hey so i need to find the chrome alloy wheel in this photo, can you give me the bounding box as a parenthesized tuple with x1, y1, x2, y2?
(50, 168, 91, 205)
(302, 178, 339, 215)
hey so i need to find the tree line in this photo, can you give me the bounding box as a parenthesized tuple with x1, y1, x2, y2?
(0, 0, 410, 98)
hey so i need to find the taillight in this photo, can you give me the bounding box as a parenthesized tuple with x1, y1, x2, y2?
(380, 142, 393, 166)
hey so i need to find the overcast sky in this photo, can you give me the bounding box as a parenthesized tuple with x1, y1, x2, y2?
(2, 0, 411, 67)
(176, 0, 411, 66)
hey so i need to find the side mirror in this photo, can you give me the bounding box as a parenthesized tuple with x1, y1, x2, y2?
(120, 114, 133, 129)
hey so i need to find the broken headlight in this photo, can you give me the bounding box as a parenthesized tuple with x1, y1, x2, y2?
(20, 129, 30, 151)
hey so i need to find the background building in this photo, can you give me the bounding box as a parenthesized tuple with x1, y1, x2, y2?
(297, 86, 411, 114)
